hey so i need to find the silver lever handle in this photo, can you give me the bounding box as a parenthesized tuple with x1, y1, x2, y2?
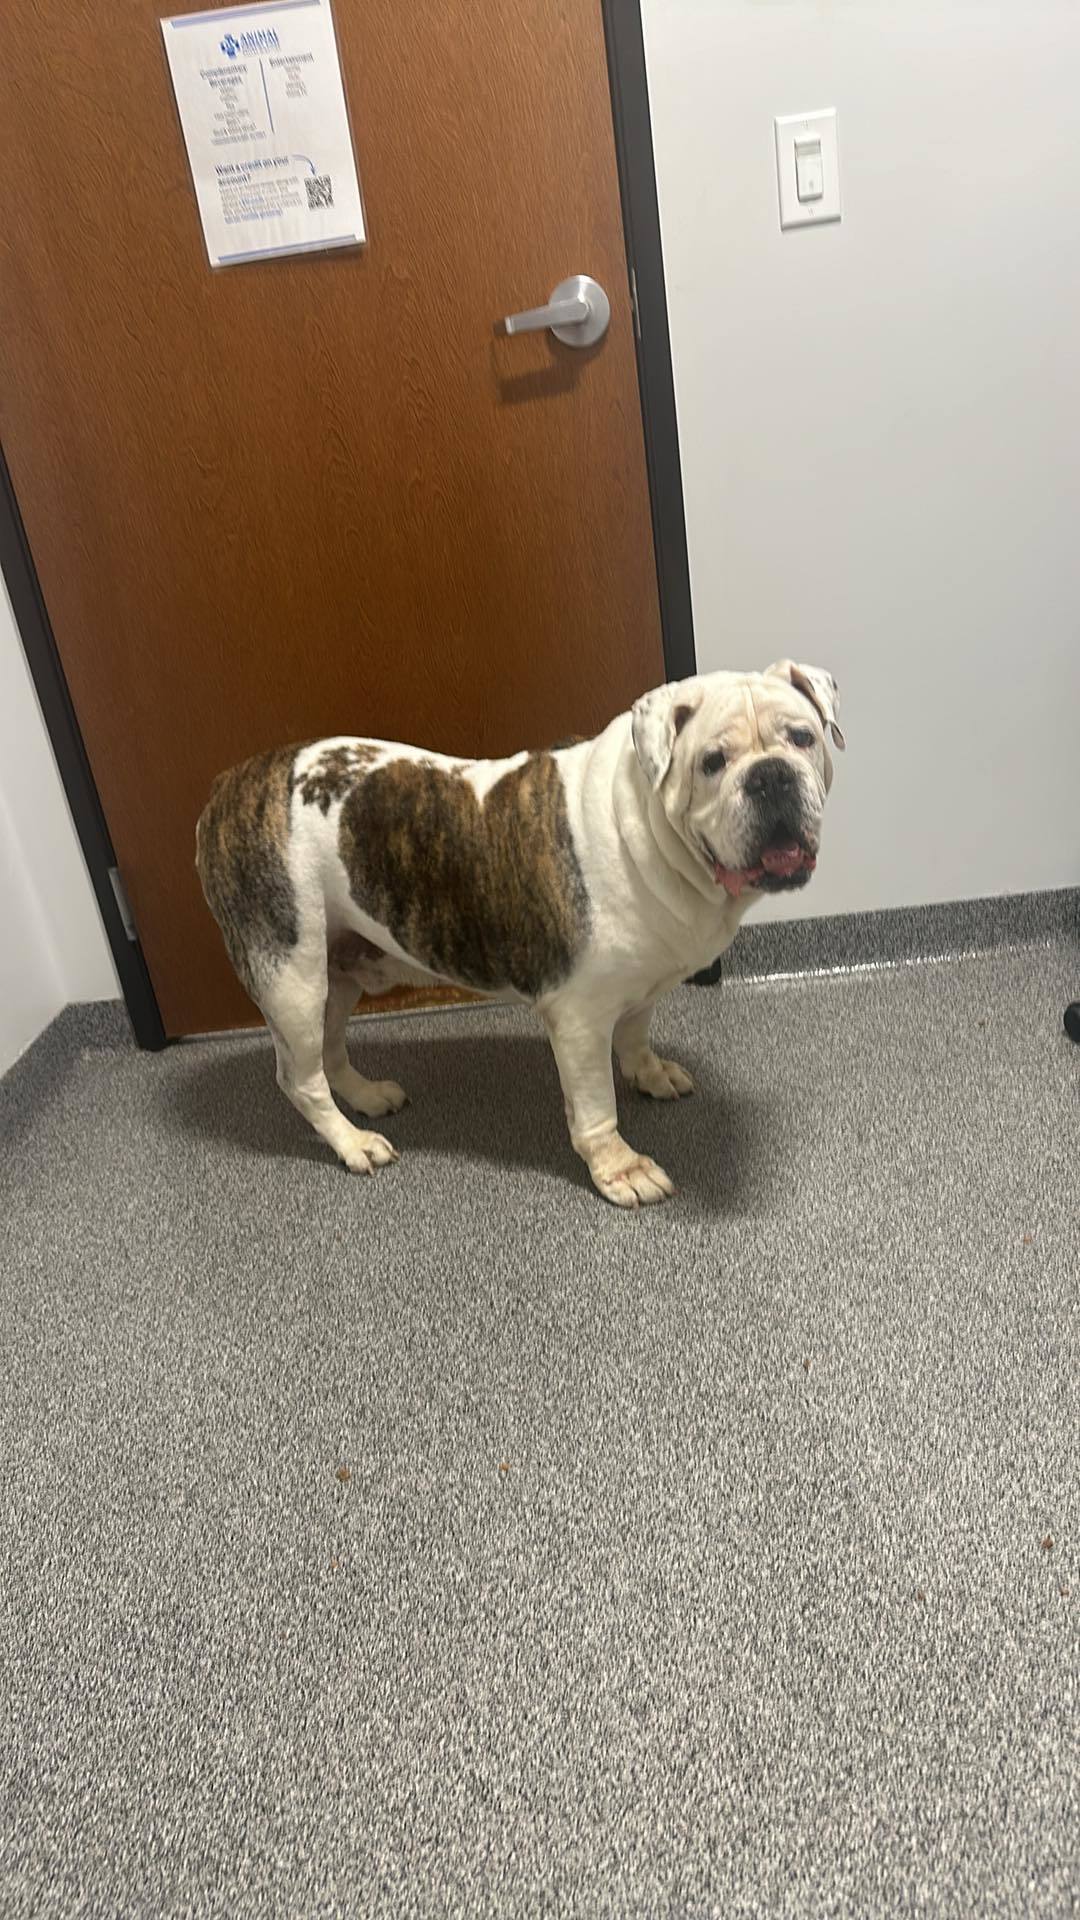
(502, 274, 610, 349)
(505, 293, 589, 336)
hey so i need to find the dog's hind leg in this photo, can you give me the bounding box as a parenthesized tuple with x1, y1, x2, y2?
(259, 955, 399, 1176)
(322, 965, 408, 1119)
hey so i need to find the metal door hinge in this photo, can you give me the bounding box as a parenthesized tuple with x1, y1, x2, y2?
(108, 866, 138, 943)
(629, 265, 642, 341)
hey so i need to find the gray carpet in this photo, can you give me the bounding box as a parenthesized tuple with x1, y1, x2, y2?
(1, 943, 1077, 1919)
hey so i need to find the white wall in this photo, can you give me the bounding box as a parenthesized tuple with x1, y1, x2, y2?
(0, 579, 118, 1075)
(643, 0, 1080, 920)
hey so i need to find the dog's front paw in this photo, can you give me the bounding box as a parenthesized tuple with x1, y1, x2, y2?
(338, 1127, 399, 1176)
(625, 1052, 695, 1100)
(586, 1134, 675, 1209)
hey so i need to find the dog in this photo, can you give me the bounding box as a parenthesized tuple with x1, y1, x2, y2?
(196, 661, 844, 1207)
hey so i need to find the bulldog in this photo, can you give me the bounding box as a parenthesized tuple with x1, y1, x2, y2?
(196, 660, 844, 1207)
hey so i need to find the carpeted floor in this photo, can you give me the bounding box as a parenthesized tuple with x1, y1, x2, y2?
(1, 941, 1077, 1918)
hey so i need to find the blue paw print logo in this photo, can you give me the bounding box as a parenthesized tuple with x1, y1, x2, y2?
(220, 32, 240, 57)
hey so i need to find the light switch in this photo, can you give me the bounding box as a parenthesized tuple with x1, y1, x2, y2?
(775, 109, 841, 229)
(794, 136, 823, 203)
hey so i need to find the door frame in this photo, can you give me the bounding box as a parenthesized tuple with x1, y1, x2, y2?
(602, 0, 694, 686)
(0, 0, 693, 1052)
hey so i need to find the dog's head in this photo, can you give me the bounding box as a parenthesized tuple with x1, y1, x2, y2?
(631, 661, 845, 897)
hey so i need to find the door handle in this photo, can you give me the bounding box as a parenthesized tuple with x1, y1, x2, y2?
(502, 274, 611, 348)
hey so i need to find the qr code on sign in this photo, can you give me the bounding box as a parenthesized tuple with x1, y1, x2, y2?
(305, 174, 333, 210)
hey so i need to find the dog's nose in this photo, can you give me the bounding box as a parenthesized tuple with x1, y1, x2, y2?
(743, 756, 798, 802)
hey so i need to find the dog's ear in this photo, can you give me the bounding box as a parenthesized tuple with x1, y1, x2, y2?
(631, 679, 703, 788)
(766, 659, 846, 750)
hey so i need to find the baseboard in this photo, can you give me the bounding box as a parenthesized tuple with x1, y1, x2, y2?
(723, 886, 1080, 981)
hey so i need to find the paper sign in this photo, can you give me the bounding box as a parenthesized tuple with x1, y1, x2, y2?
(161, 0, 365, 267)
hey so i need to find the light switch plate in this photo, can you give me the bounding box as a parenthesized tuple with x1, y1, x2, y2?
(775, 109, 841, 230)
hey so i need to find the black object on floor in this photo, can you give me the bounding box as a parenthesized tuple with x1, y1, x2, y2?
(1065, 1001, 1080, 1041)
(686, 955, 723, 986)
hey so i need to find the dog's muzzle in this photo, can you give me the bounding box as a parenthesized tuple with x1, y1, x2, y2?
(707, 755, 819, 897)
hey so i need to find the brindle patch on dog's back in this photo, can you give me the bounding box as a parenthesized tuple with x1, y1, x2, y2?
(296, 742, 379, 815)
(196, 745, 302, 994)
(339, 754, 590, 996)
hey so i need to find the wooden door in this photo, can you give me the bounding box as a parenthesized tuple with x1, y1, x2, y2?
(0, 0, 664, 1036)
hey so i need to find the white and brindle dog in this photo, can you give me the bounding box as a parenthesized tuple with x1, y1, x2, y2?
(196, 660, 844, 1207)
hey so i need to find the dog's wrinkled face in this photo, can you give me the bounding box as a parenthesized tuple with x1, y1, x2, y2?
(631, 661, 845, 898)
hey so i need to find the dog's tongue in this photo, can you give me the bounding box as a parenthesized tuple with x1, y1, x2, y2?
(711, 837, 815, 897)
(711, 860, 763, 897)
(760, 836, 805, 878)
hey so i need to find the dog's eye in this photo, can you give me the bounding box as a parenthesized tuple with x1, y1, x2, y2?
(788, 727, 816, 750)
(701, 749, 727, 777)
